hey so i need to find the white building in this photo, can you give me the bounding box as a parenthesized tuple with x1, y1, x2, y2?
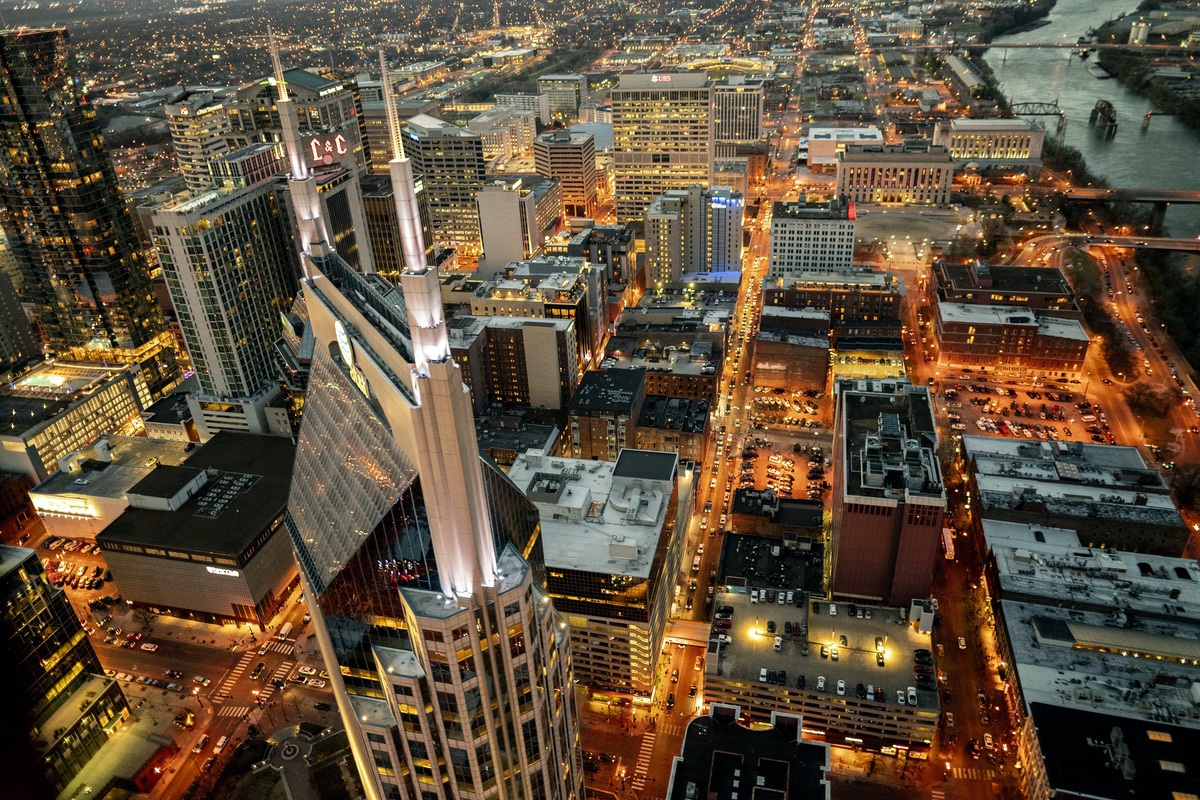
(162, 90, 233, 193)
(805, 126, 883, 171)
(477, 177, 563, 273)
(496, 92, 551, 124)
(507, 449, 688, 698)
(645, 185, 744, 286)
(711, 76, 765, 146)
(467, 105, 538, 160)
(768, 196, 856, 277)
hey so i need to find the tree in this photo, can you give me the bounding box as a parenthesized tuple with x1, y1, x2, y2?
(1122, 382, 1182, 418)
(1171, 464, 1200, 510)
(132, 607, 157, 632)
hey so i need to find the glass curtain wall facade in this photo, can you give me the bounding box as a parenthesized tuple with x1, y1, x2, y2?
(0, 29, 177, 394)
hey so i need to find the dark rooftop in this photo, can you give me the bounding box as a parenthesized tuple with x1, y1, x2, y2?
(719, 533, 825, 595)
(613, 449, 678, 482)
(937, 261, 1072, 297)
(668, 710, 829, 800)
(127, 464, 203, 500)
(837, 381, 942, 500)
(638, 395, 709, 434)
(567, 368, 646, 415)
(97, 433, 295, 561)
(141, 393, 193, 426)
(1030, 702, 1200, 800)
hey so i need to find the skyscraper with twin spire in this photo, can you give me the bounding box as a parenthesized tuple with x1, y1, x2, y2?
(277, 38, 583, 800)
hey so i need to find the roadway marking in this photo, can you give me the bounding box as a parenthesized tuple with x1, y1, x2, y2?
(216, 652, 254, 698)
(258, 661, 294, 702)
(218, 705, 252, 718)
(930, 790, 945, 800)
(263, 641, 293, 654)
(629, 731, 657, 791)
(951, 767, 997, 781)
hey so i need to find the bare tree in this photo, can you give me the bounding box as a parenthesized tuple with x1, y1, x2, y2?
(132, 607, 157, 632)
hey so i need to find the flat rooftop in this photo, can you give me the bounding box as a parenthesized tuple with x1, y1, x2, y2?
(763, 270, 898, 290)
(508, 452, 675, 578)
(838, 382, 943, 501)
(669, 713, 829, 800)
(712, 588, 940, 712)
(638, 396, 710, 433)
(985, 519, 1200, 616)
(719, 533, 825, 596)
(941, 117, 1039, 132)
(567, 368, 646, 414)
(0, 361, 133, 437)
(602, 337, 718, 376)
(96, 432, 295, 560)
(772, 198, 851, 222)
(938, 262, 1071, 295)
(938, 302, 1089, 340)
(33, 436, 193, 500)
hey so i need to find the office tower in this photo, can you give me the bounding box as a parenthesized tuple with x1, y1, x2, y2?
(0, 28, 178, 395)
(163, 90, 233, 193)
(508, 450, 683, 698)
(537, 74, 588, 120)
(0, 268, 38, 372)
(768, 196, 856, 278)
(280, 49, 583, 800)
(226, 67, 370, 171)
(151, 143, 299, 439)
(477, 177, 563, 273)
(448, 315, 580, 412)
(644, 185, 744, 287)
(612, 73, 712, 222)
(534, 130, 597, 219)
(711, 76, 765, 148)
(0, 545, 130, 798)
(467, 105, 538, 160)
(406, 114, 487, 256)
(312, 166, 375, 273)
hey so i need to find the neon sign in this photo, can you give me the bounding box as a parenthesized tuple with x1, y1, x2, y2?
(308, 133, 349, 165)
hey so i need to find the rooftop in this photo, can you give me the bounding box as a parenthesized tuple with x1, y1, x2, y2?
(806, 126, 883, 142)
(508, 451, 676, 578)
(1029, 703, 1200, 800)
(567, 368, 646, 415)
(602, 337, 719, 377)
(938, 303, 1090, 341)
(772, 197, 852, 222)
(32, 436, 193, 501)
(638, 395, 710, 434)
(668, 711, 829, 800)
(936, 261, 1071, 296)
(719, 533, 824, 597)
(96, 433, 295, 560)
(939, 117, 1039, 132)
(837, 381, 943, 501)
(0, 361, 136, 438)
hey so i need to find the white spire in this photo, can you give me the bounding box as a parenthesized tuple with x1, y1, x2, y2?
(380, 50, 429, 274)
(268, 25, 289, 103)
(269, 27, 308, 182)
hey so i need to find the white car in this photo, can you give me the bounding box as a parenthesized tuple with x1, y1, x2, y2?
(774, 636, 783, 651)
(958, 636, 967, 650)
(309, 679, 327, 688)
(193, 676, 211, 687)
(817, 676, 826, 691)
(836, 680, 846, 696)
(298, 666, 318, 676)
(139, 642, 159, 652)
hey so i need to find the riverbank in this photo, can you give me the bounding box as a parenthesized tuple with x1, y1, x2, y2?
(1097, 45, 1200, 132)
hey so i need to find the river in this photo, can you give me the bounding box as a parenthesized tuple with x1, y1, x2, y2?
(984, 0, 1200, 237)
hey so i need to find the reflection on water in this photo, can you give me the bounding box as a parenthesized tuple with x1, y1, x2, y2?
(985, 0, 1200, 236)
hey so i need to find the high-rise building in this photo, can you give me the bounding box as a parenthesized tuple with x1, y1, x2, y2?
(0, 28, 178, 396)
(447, 315, 580, 412)
(710, 76, 765, 148)
(467, 105, 538, 160)
(0, 267, 38, 373)
(768, 196, 856, 278)
(534, 130, 597, 219)
(163, 90, 233, 193)
(477, 177, 563, 273)
(496, 92, 551, 124)
(406, 114, 487, 256)
(566, 369, 647, 460)
(612, 73, 713, 222)
(830, 379, 945, 605)
(0, 544, 130, 797)
(151, 142, 299, 440)
(278, 49, 582, 800)
(536, 74, 589, 120)
(644, 185, 744, 287)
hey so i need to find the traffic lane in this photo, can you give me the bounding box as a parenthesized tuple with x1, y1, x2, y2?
(95, 639, 236, 682)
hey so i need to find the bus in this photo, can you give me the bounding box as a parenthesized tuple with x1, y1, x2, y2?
(942, 528, 955, 561)
(275, 621, 293, 641)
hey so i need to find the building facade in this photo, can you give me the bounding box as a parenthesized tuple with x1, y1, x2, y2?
(830, 379, 945, 606)
(163, 90, 233, 193)
(1, 544, 130, 796)
(534, 131, 598, 220)
(276, 52, 583, 800)
(508, 450, 685, 698)
(932, 303, 1089, 378)
(768, 197, 856, 278)
(0, 29, 177, 395)
(612, 73, 712, 222)
(762, 270, 901, 324)
(931, 118, 1044, 171)
(477, 177, 563, 272)
(406, 114, 487, 256)
(447, 316, 580, 412)
(645, 185, 744, 287)
(835, 143, 953, 205)
(711, 77, 765, 147)
(151, 145, 299, 440)
(566, 369, 647, 461)
(537, 74, 589, 119)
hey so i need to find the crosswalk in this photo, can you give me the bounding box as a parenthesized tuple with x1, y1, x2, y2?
(930, 789, 945, 800)
(218, 705, 252, 718)
(629, 731, 656, 793)
(260, 641, 293, 654)
(951, 766, 997, 781)
(215, 652, 254, 702)
(258, 661, 294, 702)
(658, 722, 683, 737)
